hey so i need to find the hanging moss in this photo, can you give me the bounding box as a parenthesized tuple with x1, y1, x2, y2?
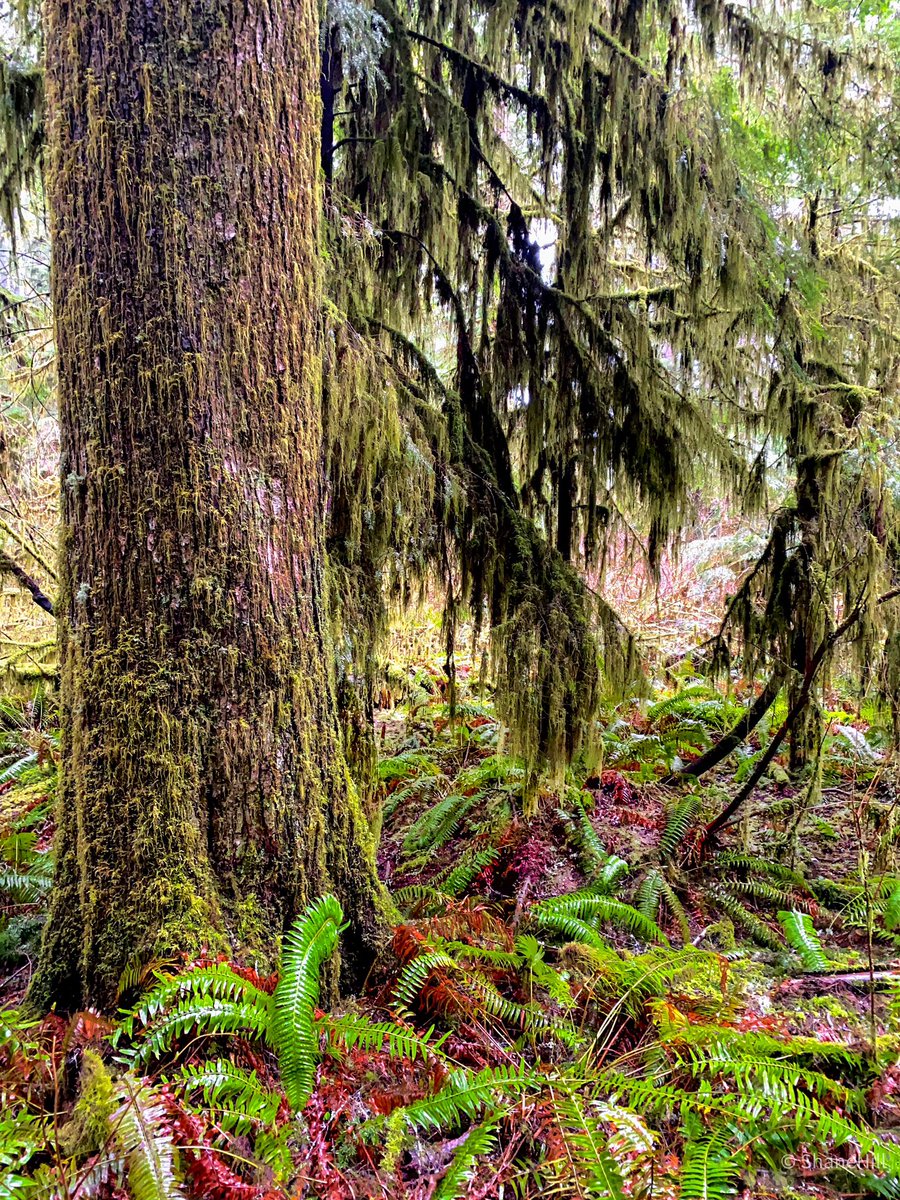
(320, 0, 891, 768)
(0, 56, 43, 240)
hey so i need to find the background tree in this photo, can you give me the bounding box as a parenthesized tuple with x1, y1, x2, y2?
(322, 0, 900, 796)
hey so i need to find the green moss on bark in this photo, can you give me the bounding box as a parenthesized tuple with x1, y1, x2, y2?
(31, 0, 390, 1013)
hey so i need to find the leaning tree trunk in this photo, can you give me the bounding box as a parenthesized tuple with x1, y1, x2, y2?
(31, 0, 389, 1011)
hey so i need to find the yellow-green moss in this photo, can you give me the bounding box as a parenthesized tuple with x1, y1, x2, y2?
(59, 1050, 116, 1158)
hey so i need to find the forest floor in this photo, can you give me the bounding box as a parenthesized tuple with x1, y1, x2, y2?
(2, 658, 900, 1198)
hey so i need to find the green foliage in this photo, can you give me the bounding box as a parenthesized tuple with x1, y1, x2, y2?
(778, 910, 829, 971)
(0, 827, 51, 967)
(402, 790, 479, 856)
(119, 964, 272, 1068)
(400, 1062, 535, 1132)
(440, 847, 500, 896)
(393, 949, 458, 1017)
(323, 1012, 445, 1061)
(679, 1129, 740, 1200)
(434, 1119, 498, 1199)
(114, 1077, 180, 1200)
(549, 1092, 628, 1199)
(121, 896, 343, 1114)
(171, 1059, 282, 1133)
(378, 750, 444, 784)
(0, 1109, 47, 1195)
(884, 882, 900, 932)
(532, 892, 667, 945)
(707, 886, 785, 952)
(659, 796, 700, 860)
(273, 894, 344, 1112)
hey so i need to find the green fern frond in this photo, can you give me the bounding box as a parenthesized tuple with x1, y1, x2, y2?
(402, 791, 479, 855)
(532, 893, 667, 944)
(400, 1062, 535, 1132)
(663, 720, 713, 757)
(596, 1099, 656, 1160)
(681, 1046, 900, 1184)
(563, 796, 631, 895)
(383, 774, 448, 820)
(393, 883, 449, 914)
(636, 868, 664, 921)
(119, 963, 270, 1042)
(322, 1012, 445, 1061)
(516, 934, 576, 1009)
(457, 754, 525, 791)
(778, 910, 828, 971)
(434, 1119, 498, 1199)
(467, 974, 579, 1046)
(392, 950, 458, 1017)
(682, 1042, 863, 1109)
(659, 796, 700, 860)
(724, 878, 814, 914)
(440, 846, 500, 896)
(658, 875, 692, 944)
(272, 894, 344, 1112)
(647, 685, 721, 724)
(679, 1128, 740, 1200)
(884, 883, 900, 932)
(534, 910, 612, 951)
(125, 996, 272, 1068)
(170, 1060, 282, 1131)
(713, 853, 809, 890)
(566, 792, 608, 872)
(114, 1076, 182, 1200)
(253, 1126, 296, 1182)
(602, 1070, 705, 1120)
(0, 752, 38, 783)
(0, 1109, 48, 1187)
(550, 1090, 628, 1199)
(597, 855, 630, 894)
(663, 1020, 863, 1070)
(0, 863, 52, 902)
(709, 887, 784, 952)
(378, 750, 443, 783)
(453, 943, 521, 968)
(605, 732, 667, 767)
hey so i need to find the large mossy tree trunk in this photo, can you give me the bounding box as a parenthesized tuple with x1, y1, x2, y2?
(31, 0, 389, 1012)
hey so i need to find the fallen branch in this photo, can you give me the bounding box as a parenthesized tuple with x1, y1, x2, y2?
(781, 969, 899, 990)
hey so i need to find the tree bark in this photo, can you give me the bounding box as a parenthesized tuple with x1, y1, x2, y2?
(32, 0, 389, 1012)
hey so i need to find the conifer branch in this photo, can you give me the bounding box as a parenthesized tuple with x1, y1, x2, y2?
(0, 548, 54, 615)
(404, 28, 549, 116)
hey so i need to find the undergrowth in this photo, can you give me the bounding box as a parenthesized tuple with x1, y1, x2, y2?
(2, 670, 900, 1198)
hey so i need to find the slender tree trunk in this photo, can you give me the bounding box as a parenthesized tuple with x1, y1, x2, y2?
(788, 461, 823, 774)
(556, 455, 576, 563)
(31, 0, 389, 1012)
